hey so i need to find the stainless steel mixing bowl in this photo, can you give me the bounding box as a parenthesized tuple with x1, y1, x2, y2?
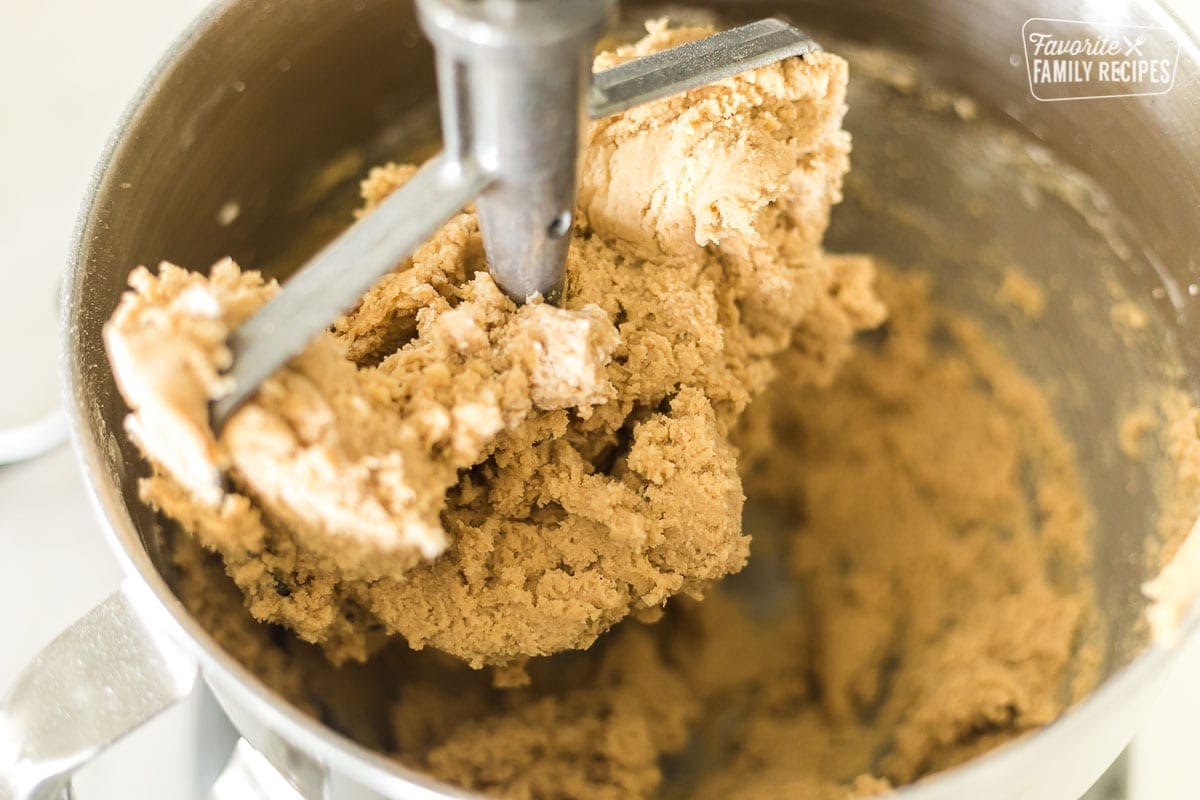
(3, 0, 1199, 798)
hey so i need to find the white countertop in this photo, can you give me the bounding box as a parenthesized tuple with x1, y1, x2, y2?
(1, 2, 1198, 798)
(0, 3, 230, 797)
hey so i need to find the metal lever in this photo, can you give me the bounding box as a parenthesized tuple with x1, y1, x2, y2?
(213, 156, 488, 425)
(212, 6, 819, 428)
(589, 18, 820, 117)
(0, 583, 198, 800)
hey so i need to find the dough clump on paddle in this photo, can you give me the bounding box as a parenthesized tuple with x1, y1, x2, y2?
(105, 23, 877, 667)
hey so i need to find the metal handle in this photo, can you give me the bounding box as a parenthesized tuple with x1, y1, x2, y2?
(212, 154, 489, 427)
(588, 18, 821, 118)
(208, 739, 305, 800)
(0, 581, 198, 800)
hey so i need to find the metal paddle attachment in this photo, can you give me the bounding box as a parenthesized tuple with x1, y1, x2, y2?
(213, 2, 819, 427)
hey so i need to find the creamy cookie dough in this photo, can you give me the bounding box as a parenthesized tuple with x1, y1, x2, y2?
(106, 23, 874, 667)
(379, 268, 1097, 799)
(168, 265, 1097, 799)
